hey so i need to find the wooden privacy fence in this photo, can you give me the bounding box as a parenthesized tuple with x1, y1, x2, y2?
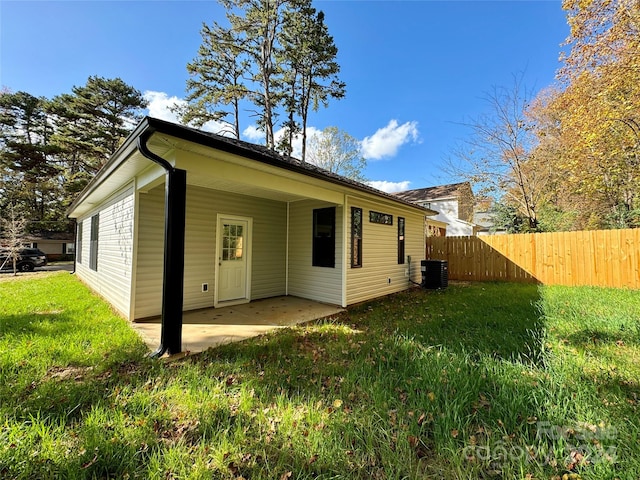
(426, 229, 640, 289)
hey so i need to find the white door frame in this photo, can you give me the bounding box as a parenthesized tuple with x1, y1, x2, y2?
(214, 214, 253, 307)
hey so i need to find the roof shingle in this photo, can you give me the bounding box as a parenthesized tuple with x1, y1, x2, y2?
(394, 182, 470, 203)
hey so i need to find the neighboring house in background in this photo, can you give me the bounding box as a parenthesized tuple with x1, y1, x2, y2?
(473, 197, 506, 235)
(25, 232, 75, 260)
(395, 182, 477, 236)
(426, 218, 448, 237)
(67, 117, 437, 348)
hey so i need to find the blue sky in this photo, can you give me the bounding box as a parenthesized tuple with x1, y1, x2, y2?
(1, 1, 569, 192)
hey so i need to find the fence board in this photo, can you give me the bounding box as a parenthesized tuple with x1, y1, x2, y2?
(426, 229, 640, 289)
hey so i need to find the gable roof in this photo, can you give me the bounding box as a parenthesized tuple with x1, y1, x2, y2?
(394, 182, 471, 203)
(68, 117, 437, 216)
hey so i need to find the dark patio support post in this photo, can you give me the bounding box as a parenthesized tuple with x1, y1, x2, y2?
(137, 130, 187, 358)
(159, 168, 187, 355)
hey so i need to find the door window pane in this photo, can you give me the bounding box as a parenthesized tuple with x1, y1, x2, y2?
(223, 223, 244, 261)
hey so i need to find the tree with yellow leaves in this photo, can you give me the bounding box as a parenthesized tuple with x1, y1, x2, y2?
(536, 0, 640, 228)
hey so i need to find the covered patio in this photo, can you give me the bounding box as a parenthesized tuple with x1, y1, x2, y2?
(131, 296, 344, 354)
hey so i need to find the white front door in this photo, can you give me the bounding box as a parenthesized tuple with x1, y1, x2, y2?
(216, 216, 252, 304)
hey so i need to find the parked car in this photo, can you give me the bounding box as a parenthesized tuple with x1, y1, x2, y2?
(0, 248, 48, 272)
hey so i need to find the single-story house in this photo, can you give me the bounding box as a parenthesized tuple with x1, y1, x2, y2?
(24, 232, 75, 260)
(67, 117, 437, 355)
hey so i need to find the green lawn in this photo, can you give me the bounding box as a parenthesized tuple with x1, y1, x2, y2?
(1, 272, 639, 479)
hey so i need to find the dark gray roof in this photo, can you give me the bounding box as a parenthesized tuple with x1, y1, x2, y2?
(70, 117, 437, 216)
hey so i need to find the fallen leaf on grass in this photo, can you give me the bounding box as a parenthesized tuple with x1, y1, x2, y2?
(388, 409, 397, 426)
(451, 429, 459, 438)
(81, 454, 98, 469)
(407, 435, 433, 459)
(566, 450, 586, 470)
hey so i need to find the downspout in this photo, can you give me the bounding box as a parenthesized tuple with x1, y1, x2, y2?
(285, 202, 289, 296)
(137, 130, 187, 357)
(71, 219, 77, 274)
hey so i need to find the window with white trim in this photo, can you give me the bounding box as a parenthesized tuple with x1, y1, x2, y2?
(89, 214, 99, 271)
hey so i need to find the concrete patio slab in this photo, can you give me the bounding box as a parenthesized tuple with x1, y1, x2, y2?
(131, 296, 343, 354)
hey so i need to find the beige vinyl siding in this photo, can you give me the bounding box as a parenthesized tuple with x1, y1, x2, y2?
(134, 184, 286, 319)
(184, 186, 286, 308)
(244, 197, 287, 300)
(288, 200, 343, 305)
(346, 197, 425, 305)
(76, 219, 88, 268)
(133, 185, 165, 319)
(75, 186, 135, 318)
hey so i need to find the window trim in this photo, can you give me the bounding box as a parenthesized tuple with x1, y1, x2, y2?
(312, 207, 335, 268)
(351, 207, 363, 268)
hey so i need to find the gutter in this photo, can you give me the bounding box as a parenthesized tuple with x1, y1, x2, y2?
(137, 129, 187, 358)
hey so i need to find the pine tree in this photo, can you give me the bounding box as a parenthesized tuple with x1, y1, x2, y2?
(50, 76, 147, 194)
(0, 91, 63, 232)
(181, 23, 249, 138)
(183, 0, 345, 156)
(279, 2, 344, 160)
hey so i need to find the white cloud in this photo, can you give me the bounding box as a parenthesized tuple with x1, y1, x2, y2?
(143, 90, 229, 135)
(361, 120, 419, 160)
(242, 125, 263, 142)
(143, 90, 184, 123)
(367, 180, 411, 193)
